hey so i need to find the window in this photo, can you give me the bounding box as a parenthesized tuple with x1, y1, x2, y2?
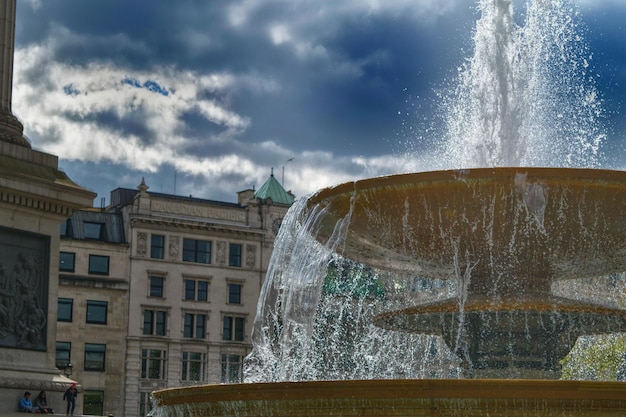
(221, 354, 243, 383)
(149, 276, 164, 298)
(184, 279, 209, 301)
(56, 341, 71, 369)
(60, 219, 71, 237)
(59, 252, 75, 272)
(139, 392, 153, 417)
(229, 243, 242, 267)
(83, 222, 103, 240)
(143, 310, 167, 336)
(83, 391, 104, 416)
(182, 238, 211, 264)
(151, 234, 165, 259)
(183, 313, 207, 339)
(86, 300, 108, 324)
(88, 255, 109, 275)
(228, 283, 242, 305)
(222, 316, 245, 341)
(84, 343, 106, 371)
(141, 349, 166, 379)
(57, 298, 73, 322)
(182, 352, 206, 382)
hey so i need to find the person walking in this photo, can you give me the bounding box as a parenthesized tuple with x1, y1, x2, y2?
(63, 382, 78, 416)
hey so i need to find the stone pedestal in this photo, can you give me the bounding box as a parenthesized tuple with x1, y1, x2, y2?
(0, 140, 95, 412)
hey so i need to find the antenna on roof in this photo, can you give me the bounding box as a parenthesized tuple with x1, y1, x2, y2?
(282, 157, 294, 186)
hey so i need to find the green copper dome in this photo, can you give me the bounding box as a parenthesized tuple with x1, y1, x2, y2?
(255, 170, 294, 205)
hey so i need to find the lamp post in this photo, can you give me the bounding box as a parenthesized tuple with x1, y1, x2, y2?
(63, 363, 73, 378)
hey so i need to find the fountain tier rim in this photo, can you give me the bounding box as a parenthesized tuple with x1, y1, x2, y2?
(307, 167, 626, 204)
(152, 379, 626, 416)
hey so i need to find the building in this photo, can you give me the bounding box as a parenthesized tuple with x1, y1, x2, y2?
(56, 173, 293, 416)
(57, 209, 129, 416)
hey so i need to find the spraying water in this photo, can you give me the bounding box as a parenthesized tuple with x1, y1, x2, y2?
(444, 0, 605, 168)
(245, 0, 612, 383)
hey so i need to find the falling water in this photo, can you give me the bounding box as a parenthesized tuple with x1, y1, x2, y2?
(245, 196, 460, 382)
(245, 0, 619, 383)
(444, 0, 605, 169)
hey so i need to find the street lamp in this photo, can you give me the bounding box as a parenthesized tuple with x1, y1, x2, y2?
(63, 363, 73, 377)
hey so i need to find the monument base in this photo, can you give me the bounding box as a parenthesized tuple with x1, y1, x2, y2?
(0, 368, 75, 413)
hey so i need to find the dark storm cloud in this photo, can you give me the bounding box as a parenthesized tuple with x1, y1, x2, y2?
(16, 0, 474, 160)
(227, 6, 475, 157)
(12, 0, 626, 203)
(61, 108, 154, 145)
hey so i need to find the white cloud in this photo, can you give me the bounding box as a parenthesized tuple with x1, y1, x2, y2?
(11, 9, 464, 202)
(12, 29, 384, 200)
(12, 40, 255, 171)
(245, 0, 464, 80)
(269, 24, 291, 45)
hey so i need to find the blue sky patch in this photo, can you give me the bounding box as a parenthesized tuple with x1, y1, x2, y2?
(122, 77, 142, 88)
(63, 83, 80, 97)
(143, 80, 169, 96)
(122, 77, 169, 96)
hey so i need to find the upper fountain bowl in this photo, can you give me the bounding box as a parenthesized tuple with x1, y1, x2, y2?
(307, 167, 626, 292)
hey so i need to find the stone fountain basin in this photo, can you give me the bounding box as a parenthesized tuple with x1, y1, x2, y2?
(307, 167, 626, 287)
(152, 379, 626, 416)
(375, 293, 626, 335)
(374, 293, 626, 374)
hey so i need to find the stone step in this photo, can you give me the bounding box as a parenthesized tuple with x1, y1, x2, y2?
(0, 414, 108, 417)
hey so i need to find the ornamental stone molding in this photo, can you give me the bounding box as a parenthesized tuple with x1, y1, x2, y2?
(0, 372, 75, 392)
(216, 241, 227, 265)
(169, 235, 180, 260)
(137, 231, 148, 256)
(246, 244, 256, 268)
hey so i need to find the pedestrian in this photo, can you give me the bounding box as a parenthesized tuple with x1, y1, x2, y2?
(19, 391, 35, 413)
(34, 391, 54, 414)
(63, 382, 78, 416)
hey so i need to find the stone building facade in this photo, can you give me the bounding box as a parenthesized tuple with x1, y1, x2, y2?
(57, 209, 129, 416)
(56, 174, 293, 416)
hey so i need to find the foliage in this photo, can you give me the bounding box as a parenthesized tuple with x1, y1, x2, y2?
(322, 257, 385, 299)
(560, 334, 626, 381)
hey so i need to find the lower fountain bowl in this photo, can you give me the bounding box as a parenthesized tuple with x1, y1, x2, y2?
(151, 379, 626, 417)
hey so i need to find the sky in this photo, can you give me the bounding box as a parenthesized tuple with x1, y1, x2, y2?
(11, 0, 626, 206)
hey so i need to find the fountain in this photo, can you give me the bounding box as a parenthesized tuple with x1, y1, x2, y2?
(151, 1, 626, 415)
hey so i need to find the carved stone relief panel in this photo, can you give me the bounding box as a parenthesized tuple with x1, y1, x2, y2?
(246, 244, 256, 268)
(216, 241, 227, 265)
(137, 232, 147, 256)
(0, 226, 49, 351)
(169, 236, 180, 260)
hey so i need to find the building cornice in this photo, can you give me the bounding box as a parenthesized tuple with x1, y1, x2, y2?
(59, 274, 129, 290)
(129, 215, 265, 238)
(0, 146, 96, 216)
